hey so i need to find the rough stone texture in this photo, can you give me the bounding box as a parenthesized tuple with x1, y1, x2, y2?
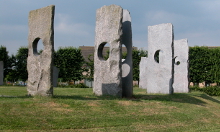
(139, 57, 147, 89)
(0, 61, 3, 85)
(94, 5, 123, 97)
(147, 23, 174, 94)
(121, 9, 133, 97)
(27, 5, 55, 96)
(173, 39, 189, 93)
(53, 66, 59, 87)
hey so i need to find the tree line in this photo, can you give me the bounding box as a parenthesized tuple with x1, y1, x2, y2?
(0, 45, 147, 84)
(1, 45, 219, 86)
(189, 46, 220, 86)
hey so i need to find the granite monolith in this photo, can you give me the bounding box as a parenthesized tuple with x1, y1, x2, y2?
(94, 5, 123, 97)
(27, 5, 55, 96)
(147, 23, 174, 94)
(173, 39, 189, 93)
(139, 57, 147, 89)
(121, 9, 133, 97)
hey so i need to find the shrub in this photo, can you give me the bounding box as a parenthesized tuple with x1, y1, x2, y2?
(57, 83, 89, 88)
(203, 86, 220, 96)
(190, 86, 220, 96)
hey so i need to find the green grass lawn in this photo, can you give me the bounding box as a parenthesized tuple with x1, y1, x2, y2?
(0, 86, 220, 132)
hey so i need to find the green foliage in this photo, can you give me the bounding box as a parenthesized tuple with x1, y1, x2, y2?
(0, 45, 10, 78)
(189, 86, 203, 92)
(203, 86, 220, 96)
(132, 49, 148, 81)
(189, 46, 220, 84)
(54, 47, 85, 82)
(5, 54, 18, 81)
(58, 83, 89, 88)
(5, 47, 28, 82)
(190, 86, 220, 96)
(15, 47, 28, 81)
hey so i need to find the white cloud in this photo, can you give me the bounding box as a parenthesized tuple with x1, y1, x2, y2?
(145, 10, 188, 25)
(55, 13, 93, 36)
(176, 30, 220, 47)
(1, 40, 27, 55)
(0, 24, 27, 55)
(197, 1, 220, 13)
(0, 24, 27, 32)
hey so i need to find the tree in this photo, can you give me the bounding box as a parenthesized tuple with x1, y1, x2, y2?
(54, 47, 85, 83)
(189, 46, 220, 85)
(132, 49, 148, 83)
(5, 54, 18, 82)
(5, 47, 28, 82)
(0, 45, 10, 78)
(189, 46, 209, 84)
(16, 47, 28, 81)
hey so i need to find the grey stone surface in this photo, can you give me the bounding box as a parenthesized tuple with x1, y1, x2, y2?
(0, 61, 3, 85)
(139, 57, 147, 89)
(94, 5, 123, 97)
(121, 9, 133, 97)
(173, 39, 189, 93)
(27, 5, 55, 96)
(53, 66, 59, 87)
(147, 23, 174, 94)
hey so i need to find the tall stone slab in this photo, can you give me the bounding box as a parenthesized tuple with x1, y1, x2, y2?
(94, 5, 123, 97)
(0, 61, 3, 85)
(147, 23, 174, 94)
(139, 57, 147, 89)
(27, 5, 55, 96)
(121, 9, 133, 97)
(173, 39, 189, 93)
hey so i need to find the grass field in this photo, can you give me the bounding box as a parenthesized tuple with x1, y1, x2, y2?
(0, 86, 220, 132)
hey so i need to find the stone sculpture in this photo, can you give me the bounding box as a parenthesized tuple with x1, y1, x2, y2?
(94, 5, 133, 97)
(121, 9, 133, 97)
(27, 5, 55, 96)
(173, 39, 189, 93)
(0, 61, 3, 85)
(94, 5, 123, 97)
(139, 57, 147, 89)
(146, 23, 174, 94)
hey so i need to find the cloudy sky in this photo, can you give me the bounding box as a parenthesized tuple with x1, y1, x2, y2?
(0, 0, 220, 55)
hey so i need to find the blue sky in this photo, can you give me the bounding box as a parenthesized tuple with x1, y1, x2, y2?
(0, 0, 220, 55)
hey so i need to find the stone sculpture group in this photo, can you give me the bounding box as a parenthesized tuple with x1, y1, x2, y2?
(25, 4, 188, 97)
(139, 24, 189, 94)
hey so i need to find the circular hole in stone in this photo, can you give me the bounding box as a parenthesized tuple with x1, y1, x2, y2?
(121, 44, 127, 62)
(176, 61, 181, 65)
(32, 38, 44, 55)
(154, 50, 160, 63)
(98, 42, 110, 61)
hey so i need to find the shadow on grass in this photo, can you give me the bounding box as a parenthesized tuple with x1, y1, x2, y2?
(195, 94, 220, 104)
(0, 95, 33, 98)
(132, 93, 220, 105)
(52, 92, 220, 106)
(1, 93, 220, 106)
(52, 94, 119, 100)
